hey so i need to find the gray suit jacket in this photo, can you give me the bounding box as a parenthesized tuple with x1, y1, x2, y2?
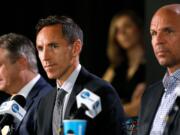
(137, 81, 180, 135)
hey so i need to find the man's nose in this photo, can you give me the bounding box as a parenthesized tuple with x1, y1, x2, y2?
(42, 48, 50, 61)
(153, 32, 165, 46)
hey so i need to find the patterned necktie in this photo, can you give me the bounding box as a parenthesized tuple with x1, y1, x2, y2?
(53, 88, 67, 135)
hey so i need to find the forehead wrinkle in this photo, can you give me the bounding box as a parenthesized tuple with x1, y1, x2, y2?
(151, 9, 180, 32)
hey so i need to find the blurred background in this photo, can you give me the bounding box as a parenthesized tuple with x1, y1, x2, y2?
(0, 0, 179, 85)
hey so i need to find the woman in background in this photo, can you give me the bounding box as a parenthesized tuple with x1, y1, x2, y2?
(103, 10, 146, 117)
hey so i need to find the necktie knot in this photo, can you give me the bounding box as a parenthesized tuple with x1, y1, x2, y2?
(56, 88, 67, 105)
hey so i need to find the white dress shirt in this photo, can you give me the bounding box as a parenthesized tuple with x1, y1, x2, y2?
(17, 74, 41, 98)
(57, 64, 81, 119)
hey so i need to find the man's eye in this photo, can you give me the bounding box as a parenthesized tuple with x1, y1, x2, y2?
(150, 31, 156, 37)
(50, 44, 59, 48)
(165, 28, 174, 34)
(37, 46, 43, 51)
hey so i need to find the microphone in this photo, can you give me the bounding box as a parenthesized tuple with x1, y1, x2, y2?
(71, 88, 102, 119)
(0, 95, 26, 129)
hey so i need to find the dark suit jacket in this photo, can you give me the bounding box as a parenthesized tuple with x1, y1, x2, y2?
(137, 81, 180, 135)
(35, 67, 126, 135)
(14, 76, 53, 135)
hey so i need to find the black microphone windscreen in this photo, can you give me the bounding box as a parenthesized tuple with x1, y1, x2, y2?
(11, 95, 26, 107)
(70, 104, 88, 119)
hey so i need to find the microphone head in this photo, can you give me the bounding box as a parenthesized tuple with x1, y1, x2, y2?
(76, 89, 102, 118)
(0, 95, 26, 127)
(11, 95, 26, 107)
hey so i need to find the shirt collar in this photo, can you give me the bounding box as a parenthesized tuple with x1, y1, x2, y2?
(57, 64, 81, 94)
(17, 74, 41, 98)
(163, 69, 180, 92)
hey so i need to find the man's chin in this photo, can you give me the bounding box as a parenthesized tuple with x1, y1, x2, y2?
(158, 58, 168, 66)
(46, 74, 57, 79)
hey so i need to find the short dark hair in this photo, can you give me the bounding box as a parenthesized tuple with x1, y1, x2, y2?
(36, 15, 83, 45)
(0, 33, 38, 73)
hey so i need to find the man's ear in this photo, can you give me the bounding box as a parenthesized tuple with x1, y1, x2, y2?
(17, 56, 28, 70)
(72, 39, 82, 57)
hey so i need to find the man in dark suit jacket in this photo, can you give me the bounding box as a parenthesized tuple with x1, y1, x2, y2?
(35, 15, 126, 135)
(0, 33, 53, 135)
(138, 4, 180, 135)
(15, 77, 52, 135)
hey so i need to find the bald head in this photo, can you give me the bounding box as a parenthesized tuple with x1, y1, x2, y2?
(151, 4, 180, 33)
(150, 4, 180, 74)
(158, 4, 180, 14)
(152, 4, 180, 24)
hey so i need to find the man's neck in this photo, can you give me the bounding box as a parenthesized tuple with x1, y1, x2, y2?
(57, 63, 79, 85)
(167, 64, 180, 75)
(9, 70, 37, 95)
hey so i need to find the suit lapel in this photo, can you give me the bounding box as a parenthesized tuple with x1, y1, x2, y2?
(45, 88, 57, 134)
(15, 77, 45, 131)
(25, 80, 42, 110)
(144, 82, 164, 134)
(64, 67, 89, 119)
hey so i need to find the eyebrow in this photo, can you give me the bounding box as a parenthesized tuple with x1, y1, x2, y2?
(36, 41, 59, 46)
(47, 42, 59, 45)
(151, 25, 175, 31)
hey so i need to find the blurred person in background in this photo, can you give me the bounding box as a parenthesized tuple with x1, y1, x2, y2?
(103, 10, 146, 117)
